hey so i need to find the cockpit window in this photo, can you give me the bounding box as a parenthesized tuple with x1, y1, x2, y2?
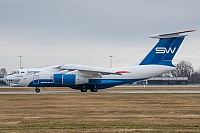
(21, 72, 25, 73)
(8, 70, 19, 75)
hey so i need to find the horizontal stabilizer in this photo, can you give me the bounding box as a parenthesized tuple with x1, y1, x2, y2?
(150, 30, 196, 39)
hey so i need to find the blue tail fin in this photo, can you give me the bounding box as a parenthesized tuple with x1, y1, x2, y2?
(139, 30, 195, 67)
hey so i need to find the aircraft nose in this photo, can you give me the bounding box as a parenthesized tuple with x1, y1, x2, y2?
(3, 76, 7, 85)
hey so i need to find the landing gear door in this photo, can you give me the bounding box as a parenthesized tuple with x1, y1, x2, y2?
(33, 75, 39, 84)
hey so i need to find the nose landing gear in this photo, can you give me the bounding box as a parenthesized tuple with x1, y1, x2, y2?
(35, 87, 40, 93)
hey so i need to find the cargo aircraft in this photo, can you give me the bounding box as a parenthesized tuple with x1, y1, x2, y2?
(3, 30, 195, 93)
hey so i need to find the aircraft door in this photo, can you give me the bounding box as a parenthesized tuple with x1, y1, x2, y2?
(33, 75, 39, 84)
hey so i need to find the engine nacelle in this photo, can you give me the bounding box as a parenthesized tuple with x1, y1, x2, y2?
(53, 74, 88, 85)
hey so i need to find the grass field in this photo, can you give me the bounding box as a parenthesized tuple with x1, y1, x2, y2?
(0, 87, 199, 132)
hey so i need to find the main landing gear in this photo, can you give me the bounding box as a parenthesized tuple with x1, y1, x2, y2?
(81, 88, 87, 92)
(81, 85, 97, 92)
(35, 87, 40, 93)
(90, 88, 97, 92)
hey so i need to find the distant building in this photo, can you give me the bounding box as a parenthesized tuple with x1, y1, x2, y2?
(137, 77, 189, 85)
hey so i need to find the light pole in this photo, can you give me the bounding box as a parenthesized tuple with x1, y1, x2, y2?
(19, 55, 22, 69)
(109, 56, 113, 68)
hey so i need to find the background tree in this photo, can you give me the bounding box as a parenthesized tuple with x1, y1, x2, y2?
(0, 68, 7, 78)
(190, 71, 200, 84)
(171, 60, 194, 78)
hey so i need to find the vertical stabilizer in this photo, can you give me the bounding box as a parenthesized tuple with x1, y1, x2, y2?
(139, 30, 195, 67)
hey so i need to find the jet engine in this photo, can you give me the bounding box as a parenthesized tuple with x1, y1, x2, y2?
(53, 74, 89, 85)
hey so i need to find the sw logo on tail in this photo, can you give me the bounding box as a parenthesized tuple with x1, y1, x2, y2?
(3, 30, 195, 93)
(156, 47, 176, 54)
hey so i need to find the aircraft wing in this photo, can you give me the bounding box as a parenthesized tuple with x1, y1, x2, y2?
(60, 64, 120, 77)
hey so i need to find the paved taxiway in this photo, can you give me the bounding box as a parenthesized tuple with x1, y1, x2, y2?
(0, 90, 199, 94)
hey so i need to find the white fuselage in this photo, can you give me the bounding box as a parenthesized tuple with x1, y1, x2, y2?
(4, 64, 175, 88)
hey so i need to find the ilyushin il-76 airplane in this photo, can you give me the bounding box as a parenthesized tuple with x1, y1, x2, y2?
(3, 30, 195, 93)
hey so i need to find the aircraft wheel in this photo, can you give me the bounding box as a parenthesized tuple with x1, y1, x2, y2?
(35, 87, 40, 93)
(81, 88, 87, 92)
(90, 88, 97, 92)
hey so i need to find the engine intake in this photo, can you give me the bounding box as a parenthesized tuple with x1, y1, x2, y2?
(53, 74, 88, 85)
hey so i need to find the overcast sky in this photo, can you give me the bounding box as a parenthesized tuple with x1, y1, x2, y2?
(0, 0, 199, 72)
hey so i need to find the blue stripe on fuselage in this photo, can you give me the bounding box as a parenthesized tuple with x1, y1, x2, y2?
(28, 78, 145, 89)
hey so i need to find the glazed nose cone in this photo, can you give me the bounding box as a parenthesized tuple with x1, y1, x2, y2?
(3, 76, 8, 85)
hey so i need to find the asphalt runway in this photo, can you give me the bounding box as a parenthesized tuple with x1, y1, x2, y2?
(0, 90, 199, 94)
